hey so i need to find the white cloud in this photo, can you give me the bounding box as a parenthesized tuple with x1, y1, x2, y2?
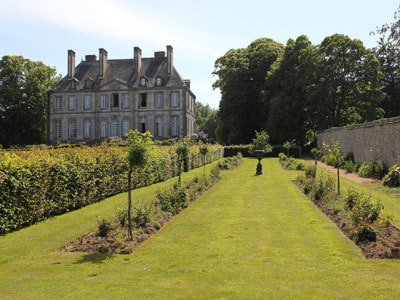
(1, 0, 222, 57)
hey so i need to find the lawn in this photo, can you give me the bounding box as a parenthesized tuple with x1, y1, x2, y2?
(1, 158, 400, 299)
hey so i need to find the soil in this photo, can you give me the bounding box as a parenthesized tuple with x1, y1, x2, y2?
(305, 159, 379, 185)
(293, 180, 400, 259)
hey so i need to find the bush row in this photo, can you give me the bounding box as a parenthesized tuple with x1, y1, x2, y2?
(0, 143, 224, 234)
(223, 145, 301, 158)
(278, 153, 305, 170)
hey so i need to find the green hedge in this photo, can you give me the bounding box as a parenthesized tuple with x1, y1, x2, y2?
(223, 145, 301, 158)
(0, 144, 223, 234)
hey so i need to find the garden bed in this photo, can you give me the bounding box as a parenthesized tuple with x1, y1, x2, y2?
(293, 171, 400, 259)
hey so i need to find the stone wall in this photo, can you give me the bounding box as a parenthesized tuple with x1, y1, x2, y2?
(317, 116, 400, 168)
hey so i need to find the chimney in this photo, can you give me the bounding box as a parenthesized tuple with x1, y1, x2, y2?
(85, 55, 97, 62)
(183, 79, 191, 89)
(68, 50, 76, 78)
(167, 45, 173, 74)
(134, 47, 142, 74)
(154, 51, 165, 58)
(99, 48, 108, 78)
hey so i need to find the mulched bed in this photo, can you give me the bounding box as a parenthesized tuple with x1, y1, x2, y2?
(293, 180, 400, 259)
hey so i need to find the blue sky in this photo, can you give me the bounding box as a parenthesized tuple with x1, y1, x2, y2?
(1, 0, 399, 108)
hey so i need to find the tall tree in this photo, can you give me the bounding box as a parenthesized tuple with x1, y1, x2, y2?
(213, 38, 284, 145)
(195, 102, 218, 140)
(0, 55, 60, 147)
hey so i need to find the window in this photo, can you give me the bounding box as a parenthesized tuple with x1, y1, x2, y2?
(140, 117, 146, 133)
(140, 77, 147, 87)
(85, 79, 93, 89)
(154, 92, 163, 108)
(111, 120, 119, 138)
(171, 92, 179, 107)
(121, 93, 130, 108)
(122, 119, 130, 137)
(84, 95, 92, 110)
(53, 120, 62, 139)
(101, 120, 108, 138)
(171, 116, 179, 136)
(140, 93, 147, 107)
(112, 94, 119, 108)
(68, 119, 77, 139)
(154, 117, 163, 137)
(70, 81, 77, 89)
(68, 96, 77, 110)
(100, 94, 109, 109)
(84, 119, 91, 139)
(156, 77, 162, 86)
(53, 96, 63, 111)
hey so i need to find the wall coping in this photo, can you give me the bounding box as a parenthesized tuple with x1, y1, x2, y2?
(318, 116, 400, 134)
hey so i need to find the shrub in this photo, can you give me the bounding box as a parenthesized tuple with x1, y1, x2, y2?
(352, 224, 377, 243)
(311, 174, 335, 201)
(349, 196, 383, 227)
(116, 208, 128, 227)
(382, 164, 400, 187)
(97, 218, 112, 237)
(344, 189, 360, 211)
(132, 205, 153, 228)
(343, 160, 355, 173)
(210, 165, 221, 179)
(323, 153, 339, 167)
(358, 159, 387, 179)
(278, 152, 288, 161)
(344, 152, 355, 163)
(156, 185, 188, 214)
(303, 178, 315, 194)
(305, 165, 316, 178)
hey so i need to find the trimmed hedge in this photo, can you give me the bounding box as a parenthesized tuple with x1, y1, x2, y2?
(0, 143, 224, 234)
(223, 144, 301, 158)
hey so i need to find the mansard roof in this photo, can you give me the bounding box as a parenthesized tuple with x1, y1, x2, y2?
(54, 57, 190, 93)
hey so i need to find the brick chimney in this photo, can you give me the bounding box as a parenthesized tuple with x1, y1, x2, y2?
(167, 45, 173, 74)
(183, 79, 191, 89)
(134, 47, 142, 74)
(68, 50, 75, 78)
(99, 48, 108, 78)
(85, 55, 97, 62)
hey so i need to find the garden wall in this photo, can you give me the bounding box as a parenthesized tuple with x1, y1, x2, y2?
(317, 116, 400, 168)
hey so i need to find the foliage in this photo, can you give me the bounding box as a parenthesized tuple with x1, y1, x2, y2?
(278, 152, 288, 161)
(0, 143, 224, 234)
(280, 157, 304, 170)
(283, 139, 296, 156)
(195, 102, 218, 140)
(126, 130, 153, 170)
(218, 153, 243, 170)
(213, 38, 284, 145)
(97, 217, 113, 237)
(358, 159, 387, 178)
(176, 138, 191, 183)
(223, 144, 301, 158)
(349, 196, 383, 227)
(0, 55, 61, 147)
(310, 173, 336, 201)
(323, 140, 344, 168)
(382, 164, 400, 187)
(249, 130, 272, 155)
(343, 160, 356, 173)
(305, 165, 316, 178)
(311, 148, 323, 162)
(352, 224, 377, 243)
(132, 205, 153, 228)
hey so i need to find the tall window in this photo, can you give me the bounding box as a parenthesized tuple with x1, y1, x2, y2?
(53, 120, 62, 139)
(121, 93, 130, 108)
(140, 117, 146, 133)
(154, 92, 163, 108)
(84, 95, 92, 110)
(68, 119, 77, 139)
(140, 77, 147, 86)
(156, 77, 162, 86)
(154, 117, 163, 137)
(112, 94, 119, 108)
(122, 119, 129, 137)
(171, 92, 179, 107)
(100, 94, 109, 109)
(53, 96, 63, 111)
(111, 120, 119, 138)
(101, 120, 108, 138)
(84, 119, 91, 139)
(140, 93, 147, 107)
(171, 116, 179, 136)
(68, 96, 77, 110)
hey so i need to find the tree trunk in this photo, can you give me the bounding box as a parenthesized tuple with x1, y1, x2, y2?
(337, 166, 340, 195)
(127, 168, 133, 241)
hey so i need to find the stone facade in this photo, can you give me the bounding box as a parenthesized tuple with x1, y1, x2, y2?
(317, 116, 400, 168)
(48, 46, 196, 143)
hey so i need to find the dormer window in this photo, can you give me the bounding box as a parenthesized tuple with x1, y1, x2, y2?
(156, 77, 162, 86)
(140, 77, 147, 87)
(70, 81, 77, 89)
(85, 79, 93, 89)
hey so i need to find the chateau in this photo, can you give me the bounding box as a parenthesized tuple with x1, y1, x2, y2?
(48, 46, 196, 143)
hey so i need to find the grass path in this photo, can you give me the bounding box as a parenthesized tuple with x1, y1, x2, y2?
(2, 158, 400, 299)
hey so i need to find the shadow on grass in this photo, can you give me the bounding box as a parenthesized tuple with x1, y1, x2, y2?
(75, 253, 114, 264)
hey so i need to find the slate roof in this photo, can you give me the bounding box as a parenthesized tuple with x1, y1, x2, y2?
(54, 56, 190, 94)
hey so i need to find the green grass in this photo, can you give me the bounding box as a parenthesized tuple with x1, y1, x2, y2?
(1, 158, 400, 299)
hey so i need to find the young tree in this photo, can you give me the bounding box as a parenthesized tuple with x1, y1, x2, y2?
(176, 138, 190, 185)
(323, 140, 344, 195)
(126, 130, 153, 240)
(283, 139, 296, 157)
(0, 55, 60, 147)
(199, 143, 209, 177)
(311, 147, 323, 167)
(249, 130, 273, 154)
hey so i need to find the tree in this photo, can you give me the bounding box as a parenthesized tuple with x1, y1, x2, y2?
(176, 137, 190, 185)
(323, 140, 344, 195)
(283, 139, 296, 157)
(199, 143, 209, 177)
(126, 130, 153, 240)
(195, 102, 218, 140)
(213, 38, 284, 145)
(311, 148, 323, 167)
(0, 55, 60, 147)
(249, 130, 272, 155)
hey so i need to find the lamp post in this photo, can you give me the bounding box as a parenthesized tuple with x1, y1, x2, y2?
(255, 150, 265, 175)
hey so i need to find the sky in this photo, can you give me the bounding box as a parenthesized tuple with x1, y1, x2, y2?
(0, 0, 399, 109)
